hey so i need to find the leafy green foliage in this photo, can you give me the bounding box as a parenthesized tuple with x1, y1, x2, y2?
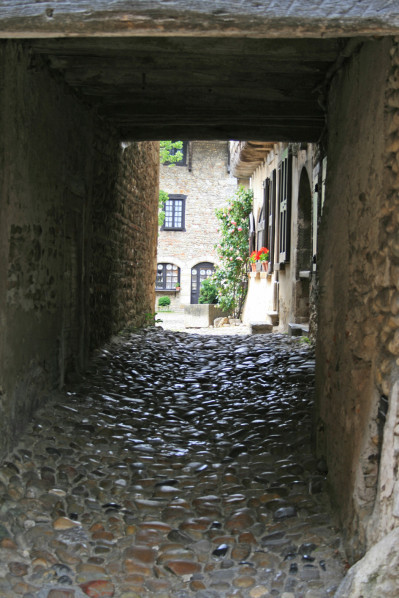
(144, 312, 163, 325)
(198, 277, 218, 304)
(160, 140, 183, 165)
(158, 189, 169, 226)
(158, 296, 171, 307)
(212, 186, 253, 318)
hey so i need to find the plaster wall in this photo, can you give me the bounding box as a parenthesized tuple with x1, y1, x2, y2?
(316, 37, 399, 558)
(0, 41, 158, 457)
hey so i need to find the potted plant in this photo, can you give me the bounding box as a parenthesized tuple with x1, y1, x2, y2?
(175, 282, 181, 291)
(249, 250, 258, 272)
(258, 247, 270, 271)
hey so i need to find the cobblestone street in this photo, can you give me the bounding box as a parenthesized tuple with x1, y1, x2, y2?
(0, 329, 346, 598)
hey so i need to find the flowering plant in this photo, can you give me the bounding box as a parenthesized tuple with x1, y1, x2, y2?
(249, 247, 269, 263)
(249, 251, 258, 263)
(257, 247, 270, 262)
(212, 186, 253, 317)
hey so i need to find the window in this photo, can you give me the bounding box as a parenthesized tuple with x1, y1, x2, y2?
(156, 263, 180, 290)
(278, 151, 292, 263)
(164, 141, 188, 166)
(161, 195, 186, 231)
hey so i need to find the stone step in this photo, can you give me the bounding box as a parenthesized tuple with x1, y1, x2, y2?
(267, 311, 279, 326)
(250, 321, 273, 334)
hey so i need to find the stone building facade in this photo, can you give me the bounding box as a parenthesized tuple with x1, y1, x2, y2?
(156, 141, 236, 311)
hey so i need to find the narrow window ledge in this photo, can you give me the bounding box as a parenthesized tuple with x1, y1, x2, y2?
(155, 288, 180, 295)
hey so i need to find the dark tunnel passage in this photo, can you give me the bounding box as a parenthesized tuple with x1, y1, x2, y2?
(1, 2, 399, 594)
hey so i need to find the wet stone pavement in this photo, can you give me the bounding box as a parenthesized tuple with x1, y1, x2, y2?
(0, 328, 346, 598)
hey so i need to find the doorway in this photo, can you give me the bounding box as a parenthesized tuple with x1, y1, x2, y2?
(190, 262, 215, 304)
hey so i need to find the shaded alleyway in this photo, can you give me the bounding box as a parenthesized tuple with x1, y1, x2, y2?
(0, 329, 345, 598)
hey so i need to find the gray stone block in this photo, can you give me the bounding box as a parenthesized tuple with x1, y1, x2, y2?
(250, 322, 273, 334)
(288, 324, 304, 337)
(184, 304, 228, 328)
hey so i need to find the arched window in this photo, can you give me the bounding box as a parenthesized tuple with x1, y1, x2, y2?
(156, 263, 180, 290)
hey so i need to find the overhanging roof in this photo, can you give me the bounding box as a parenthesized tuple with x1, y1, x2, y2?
(230, 142, 275, 178)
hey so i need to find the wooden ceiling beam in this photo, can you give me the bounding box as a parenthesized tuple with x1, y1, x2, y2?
(23, 35, 343, 141)
(28, 37, 343, 57)
(44, 56, 331, 77)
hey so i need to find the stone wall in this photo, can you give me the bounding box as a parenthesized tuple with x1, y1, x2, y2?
(0, 41, 158, 457)
(315, 37, 399, 559)
(90, 140, 159, 349)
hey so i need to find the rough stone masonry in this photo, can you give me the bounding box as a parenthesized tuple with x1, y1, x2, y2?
(0, 41, 159, 458)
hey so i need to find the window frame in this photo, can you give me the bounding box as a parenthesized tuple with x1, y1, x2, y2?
(155, 263, 181, 291)
(161, 194, 186, 231)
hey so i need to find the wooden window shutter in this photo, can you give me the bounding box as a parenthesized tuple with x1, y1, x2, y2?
(249, 213, 256, 254)
(270, 169, 276, 268)
(257, 179, 268, 250)
(278, 152, 292, 263)
(264, 178, 270, 250)
(264, 173, 276, 272)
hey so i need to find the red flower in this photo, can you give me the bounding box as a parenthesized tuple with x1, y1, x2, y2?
(257, 247, 270, 262)
(249, 250, 258, 263)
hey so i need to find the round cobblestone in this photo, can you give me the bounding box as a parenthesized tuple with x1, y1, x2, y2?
(0, 328, 346, 596)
